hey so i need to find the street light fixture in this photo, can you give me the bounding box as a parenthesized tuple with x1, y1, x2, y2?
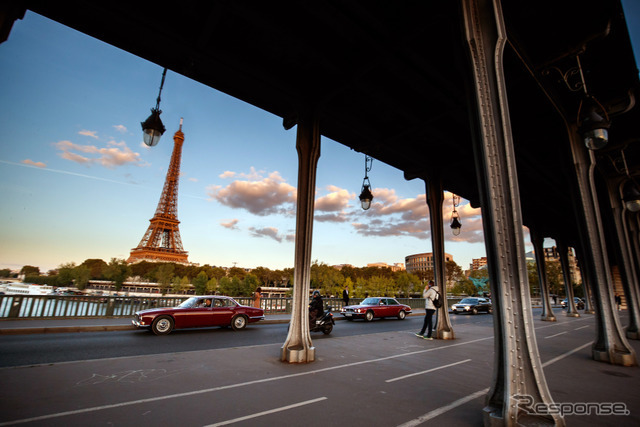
(623, 181, 640, 212)
(141, 68, 168, 147)
(578, 95, 610, 150)
(450, 193, 462, 235)
(359, 155, 374, 210)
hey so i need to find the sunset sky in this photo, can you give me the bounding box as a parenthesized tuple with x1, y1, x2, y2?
(1, 4, 638, 273)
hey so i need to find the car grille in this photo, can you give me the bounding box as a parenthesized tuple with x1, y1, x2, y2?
(343, 308, 355, 313)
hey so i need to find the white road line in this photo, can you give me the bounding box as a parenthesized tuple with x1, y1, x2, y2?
(396, 388, 489, 427)
(542, 341, 591, 367)
(574, 325, 590, 330)
(205, 397, 327, 427)
(386, 359, 472, 383)
(396, 341, 592, 426)
(544, 331, 568, 339)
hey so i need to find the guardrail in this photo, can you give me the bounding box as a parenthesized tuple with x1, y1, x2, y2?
(0, 295, 466, 320)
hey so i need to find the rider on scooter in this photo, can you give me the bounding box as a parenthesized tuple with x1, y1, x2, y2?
(309, 290, 323, 324)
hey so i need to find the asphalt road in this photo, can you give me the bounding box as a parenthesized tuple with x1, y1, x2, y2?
(0, 312, 493, 368)
(1, 309, 639, 426)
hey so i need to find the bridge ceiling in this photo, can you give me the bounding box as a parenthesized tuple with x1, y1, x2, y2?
(15, 0, 640, 244)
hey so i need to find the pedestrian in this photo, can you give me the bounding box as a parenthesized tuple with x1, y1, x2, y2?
(253, 287, 262, 308)
(416, 280, 439, 340)
(342, 285, 349, 306)
(552, 294, 557, 305)
(615, 293, 622, 311)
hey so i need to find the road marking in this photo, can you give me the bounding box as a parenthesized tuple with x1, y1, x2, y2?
(542, 341, 591, 367)
(205, 397, 327, 426)
(396, 388, 489, 427)
(386, 359, 472, 383)
(544, 331, 568, 339)
(574, 325, 589, 331)
(396, 341, 592, 426)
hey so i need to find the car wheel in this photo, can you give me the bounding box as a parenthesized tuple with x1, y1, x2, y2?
(365, 310, 374, 322)
(231, 314, 248, 331)
(397, 310, 406, 320)
(151, 316, 174, 335)
(471, 307, 478, 315)
(488, 307, 493, 314)
(322, 324, 333, 335)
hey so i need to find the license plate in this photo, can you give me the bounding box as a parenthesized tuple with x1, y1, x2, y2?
(345, 313, 352, 316)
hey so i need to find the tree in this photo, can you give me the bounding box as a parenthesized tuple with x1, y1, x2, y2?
(206, 277, 218, 294)
(73, 265, 91, 290)
(103, 258, 131, 292)
(243, 274, 259, 296)
(80, 259, 108, 279)
(20, 265, 40, 277)
(0, 269, 11, 278)
(155, 264, 174, 295)
(193, 271, 209, 295)
(57, 262, 77, 287)
(218, 276, 233, 296)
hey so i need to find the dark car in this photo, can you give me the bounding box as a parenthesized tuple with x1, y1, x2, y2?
(561, 297, 585, 310)
(340, 297, 412, 322)
(451, 297, 493, 315)
(132, 295, 265, 335)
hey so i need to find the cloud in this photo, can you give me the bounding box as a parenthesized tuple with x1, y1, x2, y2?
(21, 159, 46, 168)
(78, 130, 98, 139)
(220, 219, 239, 230)
(207, 169, 296, 216)
(315, 185, 353, 212)
(248, 226, 283, 242)
(113, 125, 127, 133)
(53, 139, 147, 168)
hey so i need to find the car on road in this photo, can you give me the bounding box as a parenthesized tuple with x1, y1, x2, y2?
(340, 297, 412, 322)
(451, 297, 493, 315)
(132, 295, 265, 335)
(561, 297, 585, 310)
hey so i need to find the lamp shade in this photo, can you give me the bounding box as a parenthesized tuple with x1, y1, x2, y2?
(141, 108, 166, 147)
(623, 182, 640, 212)
(451, 216, 462, 235)
(579, 97, 610, 150)
(359, 185, 373, 210)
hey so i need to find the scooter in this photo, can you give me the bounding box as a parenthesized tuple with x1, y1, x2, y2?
(310, 306, 335, 335)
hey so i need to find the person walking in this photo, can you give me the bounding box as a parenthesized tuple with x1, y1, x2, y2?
(342, 285, 349, 306)
(615, 293, 622, 311)
(416, 280, 439, 340)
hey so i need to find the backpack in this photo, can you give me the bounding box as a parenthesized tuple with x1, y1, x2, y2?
(432, 290, 442, 308)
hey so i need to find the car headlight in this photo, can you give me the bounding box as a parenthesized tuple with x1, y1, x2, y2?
(465, 306, 471, 310)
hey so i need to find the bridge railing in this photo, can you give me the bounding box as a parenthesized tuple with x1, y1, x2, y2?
(0, 295, 469, 320)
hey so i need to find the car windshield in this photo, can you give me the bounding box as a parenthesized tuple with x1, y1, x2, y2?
(361, 298, 380, 305)
(178, 297, 198, 308)
(459, 298, 478, 304)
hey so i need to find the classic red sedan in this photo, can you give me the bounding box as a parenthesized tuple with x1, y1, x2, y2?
(132, 295, 265, 335)
(340, 297, 412, 322)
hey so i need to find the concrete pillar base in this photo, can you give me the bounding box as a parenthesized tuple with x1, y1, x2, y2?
(626, 330, 640, 340)
(281, 345, 315, 363)
(437, 330, 455, 340)
(565, 312, 580, 317)
(541, 315, 557, 322)
(593, 349, 637, 367)
(584, 309, 595, 314)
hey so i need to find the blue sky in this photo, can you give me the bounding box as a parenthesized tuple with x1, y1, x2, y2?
(1, 5, 638, 274)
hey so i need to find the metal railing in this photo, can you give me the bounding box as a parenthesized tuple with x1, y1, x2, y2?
(0, 295, 467, 320)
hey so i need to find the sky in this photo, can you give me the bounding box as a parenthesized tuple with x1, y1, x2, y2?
(1, 4, 638, 274)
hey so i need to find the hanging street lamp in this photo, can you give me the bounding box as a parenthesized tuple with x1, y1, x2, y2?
(359, 155, 374, 210)
(141, 68, 168, 147)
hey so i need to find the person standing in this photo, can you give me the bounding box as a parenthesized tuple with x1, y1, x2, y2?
(253, 287, 262, 308)
(615, 293, 622, 311)
(342, 285, 349, 306)
(416, 280, 439, 340)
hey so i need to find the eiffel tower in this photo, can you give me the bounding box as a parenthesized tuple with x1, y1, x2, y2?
(127, 119, 189, 264)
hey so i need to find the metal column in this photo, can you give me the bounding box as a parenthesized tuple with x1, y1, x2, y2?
(530, 230, 556, 322)
(281, 109, 321, 363)
(462, 0, 560, 424)
(426, 178, 455, 339)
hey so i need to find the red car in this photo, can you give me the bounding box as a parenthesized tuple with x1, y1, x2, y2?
(132, 295, 265, 335)
(340, 297, 412, 322)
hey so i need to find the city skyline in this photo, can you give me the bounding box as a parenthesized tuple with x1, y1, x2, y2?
(1, 5, 639, 274)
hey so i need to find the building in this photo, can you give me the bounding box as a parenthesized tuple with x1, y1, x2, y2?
(542, 246, 582, 285)
(366, 262, 405, 272)
(470, 257, 487, 271)
(405, 252, 453, 276)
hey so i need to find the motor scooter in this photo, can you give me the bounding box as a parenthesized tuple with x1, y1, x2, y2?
(310, 306, 335, 335)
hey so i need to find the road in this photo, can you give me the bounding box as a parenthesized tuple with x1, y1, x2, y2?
(1, 309, 638, 426)
(0, 312, 492, 368)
